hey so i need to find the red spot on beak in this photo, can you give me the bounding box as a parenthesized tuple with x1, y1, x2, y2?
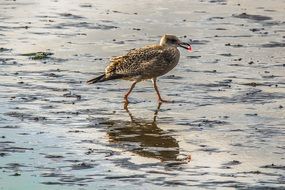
(187, 45, 192, 52)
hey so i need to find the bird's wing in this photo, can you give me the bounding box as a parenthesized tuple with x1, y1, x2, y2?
(105, 45, 175, 78)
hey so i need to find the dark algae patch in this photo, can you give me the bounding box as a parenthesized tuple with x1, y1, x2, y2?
(261, 42, 285, 48)
(261, 164, 285, 170)
(20, 52, 53, 60)
(232, 13, 272, 21)
(225, 43, 243, 47)
(0, 47, 11, 52)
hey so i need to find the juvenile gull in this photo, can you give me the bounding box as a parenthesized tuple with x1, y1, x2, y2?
(87, 34, 192, 103)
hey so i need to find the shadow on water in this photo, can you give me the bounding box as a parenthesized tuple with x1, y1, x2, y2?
(106, 103, 183, 162)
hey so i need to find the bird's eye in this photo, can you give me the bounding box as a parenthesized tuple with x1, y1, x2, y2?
(170, 39, 177, 43)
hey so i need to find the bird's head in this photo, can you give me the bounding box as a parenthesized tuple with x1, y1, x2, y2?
(160, 34, 192, 52)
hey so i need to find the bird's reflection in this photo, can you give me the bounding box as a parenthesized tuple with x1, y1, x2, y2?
(106, 103, 180, 161)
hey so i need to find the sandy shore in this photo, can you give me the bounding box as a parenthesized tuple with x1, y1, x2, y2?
(0, 0, 284, 189)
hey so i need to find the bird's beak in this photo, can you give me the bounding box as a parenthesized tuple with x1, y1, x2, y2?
(178, 42, 192, 52)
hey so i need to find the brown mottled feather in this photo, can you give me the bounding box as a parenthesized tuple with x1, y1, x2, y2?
(105, 45, 180, 81)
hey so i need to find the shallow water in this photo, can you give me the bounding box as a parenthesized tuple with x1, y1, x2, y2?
(0, 0, 284, 189)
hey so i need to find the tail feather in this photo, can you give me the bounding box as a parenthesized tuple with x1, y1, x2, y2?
(86, 74, 106, 84)
(87, 73, 125, 84)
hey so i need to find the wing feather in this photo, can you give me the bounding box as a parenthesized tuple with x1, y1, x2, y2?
(105, 45, 176, 79)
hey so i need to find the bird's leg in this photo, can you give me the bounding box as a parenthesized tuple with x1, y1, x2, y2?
(153, 102, 162, 123)
(124, 81, 137, 104)
(124, 103, 135, 122)
(152, 78, 172, 103)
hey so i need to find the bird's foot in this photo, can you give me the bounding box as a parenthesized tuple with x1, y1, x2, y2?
(158, 98, 174, 103)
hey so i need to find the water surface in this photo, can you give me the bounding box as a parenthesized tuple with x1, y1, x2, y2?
(0, 0, 284, 189)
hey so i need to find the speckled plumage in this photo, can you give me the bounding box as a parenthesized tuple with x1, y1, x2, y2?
(105, 44, 180, 81)
(87, 34, 191, 103)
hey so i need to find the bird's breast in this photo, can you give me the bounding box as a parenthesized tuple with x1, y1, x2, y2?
(164, 47, 180, 69)
(144, 47, 180, 79)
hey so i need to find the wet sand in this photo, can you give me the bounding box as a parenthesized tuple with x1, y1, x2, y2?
(0, 0, 284, 189)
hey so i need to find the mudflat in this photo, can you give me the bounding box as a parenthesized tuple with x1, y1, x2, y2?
(0, 0, 284, 189)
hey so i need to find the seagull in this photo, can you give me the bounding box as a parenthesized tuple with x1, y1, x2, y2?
(87, 34, 192, 103)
